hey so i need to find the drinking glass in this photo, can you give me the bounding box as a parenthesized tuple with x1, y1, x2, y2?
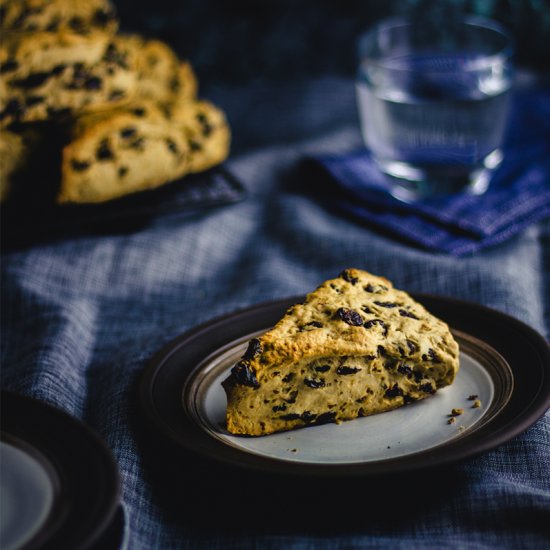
(356, 16, 514, 201)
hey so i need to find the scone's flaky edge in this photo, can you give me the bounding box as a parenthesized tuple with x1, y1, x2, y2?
(223, 268, 460, 436)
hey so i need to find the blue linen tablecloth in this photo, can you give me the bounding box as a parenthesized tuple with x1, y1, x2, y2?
(1, 77, 549, 548)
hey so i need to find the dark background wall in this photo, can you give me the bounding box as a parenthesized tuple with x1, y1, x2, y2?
(112, 0, 550, 87)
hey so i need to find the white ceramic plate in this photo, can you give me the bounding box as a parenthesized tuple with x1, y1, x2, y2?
(0, 439, 58, 550)
(188, 330, 504, 465)
(139, 295, 550, 476)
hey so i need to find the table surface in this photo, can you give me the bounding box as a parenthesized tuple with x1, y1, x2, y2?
(2, 76, 549, 549)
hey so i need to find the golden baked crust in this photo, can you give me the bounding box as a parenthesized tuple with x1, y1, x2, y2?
(58, 101, 190, 203)
(222, 268, 460, 436)
(0, 4, 230, 203)
(57, 98, 230, 204)
(0, 130, 26, 202)
(172, 100, 231, 173)
(0, 0, 118, 34)
(0, 31, 137, 126)
(115, 34, 197, 104)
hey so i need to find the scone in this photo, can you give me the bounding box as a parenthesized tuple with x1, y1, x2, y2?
(222, 268, 460, 436)
(172, 100, 231, 173)
(58, 98, 230, 203)
(0, 0, 118, 34)
(0, 31, 137, 126)
(57, 101, 191, 203)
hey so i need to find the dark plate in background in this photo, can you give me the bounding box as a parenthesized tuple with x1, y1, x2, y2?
(138, 294, 550, 477)
(0, 391, 122, 549)
(1, 166, 245, 251)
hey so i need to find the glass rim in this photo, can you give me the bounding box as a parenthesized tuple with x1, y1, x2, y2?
(357, 15, 514, 73)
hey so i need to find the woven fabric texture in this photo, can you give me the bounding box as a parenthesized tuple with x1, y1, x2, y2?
(2, 77, 549, 549)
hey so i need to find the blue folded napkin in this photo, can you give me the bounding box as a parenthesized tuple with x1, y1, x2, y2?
(311, 88, 550, 255)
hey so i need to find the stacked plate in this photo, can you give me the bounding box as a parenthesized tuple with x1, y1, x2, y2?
(0, 392, 125, 550)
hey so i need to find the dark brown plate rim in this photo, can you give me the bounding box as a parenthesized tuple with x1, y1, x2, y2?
(138, 294, 550, 477)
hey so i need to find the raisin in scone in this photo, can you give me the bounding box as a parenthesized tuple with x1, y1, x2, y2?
(58, 102, 191, 203)
(222, 268, 460, 436)
(0, 31, 137, 126)
(171, 100, 231, 173)
(0, 0, 118, 34)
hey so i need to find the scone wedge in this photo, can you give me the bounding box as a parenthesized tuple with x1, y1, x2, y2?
(57, 98, 230, 204)
(222, 269, 459, 436)
(57, 101, 191, 203)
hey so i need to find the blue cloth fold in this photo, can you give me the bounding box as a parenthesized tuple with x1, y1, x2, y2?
(312, 89, 550, 255)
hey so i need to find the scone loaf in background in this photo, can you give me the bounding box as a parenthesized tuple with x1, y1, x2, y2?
(222, 268, 460, 436)
(0, 0, 230, 204)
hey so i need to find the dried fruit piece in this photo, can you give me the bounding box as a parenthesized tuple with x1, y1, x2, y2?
(336, 366, 361, 375)
(229, 361, 259, 389)
(315, 365, 330, 373)
(364, 319, 388, 336)
(242, 338, 262, 360)
(340, 269, 359, 284)
(337, 307, 364, 326)
(71, 159, 90, 171)
(399, 309, 419, 320)
(374, 301, 398, 308)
